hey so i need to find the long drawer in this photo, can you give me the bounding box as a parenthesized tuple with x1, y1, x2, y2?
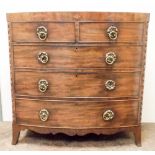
(14, 71, 141, 98)
(15, 99, 139, 128)
(13, 45, 143, 69)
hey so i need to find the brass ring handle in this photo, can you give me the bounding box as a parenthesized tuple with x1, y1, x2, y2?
(38, 79, 48, 93)
(37, 26, 48, 41)
(107, 26, 118, 40)
(38, 52, 49, 64)
(39, 109, 49, 122)
(105, 52, 117, 65)
(105, 80, 116, 90)
(103, 110, 114, 121)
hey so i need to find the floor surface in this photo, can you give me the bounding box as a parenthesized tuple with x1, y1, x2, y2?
(0, 122, 155, 151)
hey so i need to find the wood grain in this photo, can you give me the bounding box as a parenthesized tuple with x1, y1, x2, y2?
(7, 12, 149, 22)
(80, 22, 144, 43)
(15, 98, 139, 128)
(14, 71, 140, 98)
(12, 22, 75, 42)
(13, 45, 143, 69)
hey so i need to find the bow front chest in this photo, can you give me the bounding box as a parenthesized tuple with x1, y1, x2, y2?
(7, 12, 149, 146)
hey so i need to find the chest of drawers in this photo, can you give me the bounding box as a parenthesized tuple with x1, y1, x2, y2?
(7, 12, 149, 146)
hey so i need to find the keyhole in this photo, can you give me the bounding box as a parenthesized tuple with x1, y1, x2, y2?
(75, 47, 78, 52)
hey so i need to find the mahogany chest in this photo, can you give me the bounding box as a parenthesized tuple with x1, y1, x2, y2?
(7, 12, 149, 146)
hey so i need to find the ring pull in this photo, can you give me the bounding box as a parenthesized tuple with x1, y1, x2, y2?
(39, 109, 49, 122)
(38, 79, 48, 93)
(38, 52, 49, 64)
(103, 110, 114, 121)
(37, 26, 48, 41)
(105, 80, 116, 90)
(107, 26, 118, 40)
(105, 52, 117, 65)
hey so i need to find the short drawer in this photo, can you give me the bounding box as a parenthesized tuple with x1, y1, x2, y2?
(80, 22, 144, 43)
(11, 22, 75, 42)
(14, 71, 140, 98)
(13, 45, 143, 69)
(15, 99, 139, 128)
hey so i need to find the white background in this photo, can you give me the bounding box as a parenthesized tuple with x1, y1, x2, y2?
(0, 0, 155, 122)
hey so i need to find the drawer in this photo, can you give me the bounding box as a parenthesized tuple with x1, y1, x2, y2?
(80, 22, 144, 43)
(15, 99, 139, 128)
(15, 71, 140, 98)
(13, 45, 143, 69)
(11, 22, 75, 42)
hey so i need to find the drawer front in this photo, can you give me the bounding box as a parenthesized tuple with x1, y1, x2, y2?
(12, 22, 75, 42)
(14, 45, 142, 69)
(15, 99, 139, 128)
(15, 71, 140, 98)
(80, 23, 143, 43)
